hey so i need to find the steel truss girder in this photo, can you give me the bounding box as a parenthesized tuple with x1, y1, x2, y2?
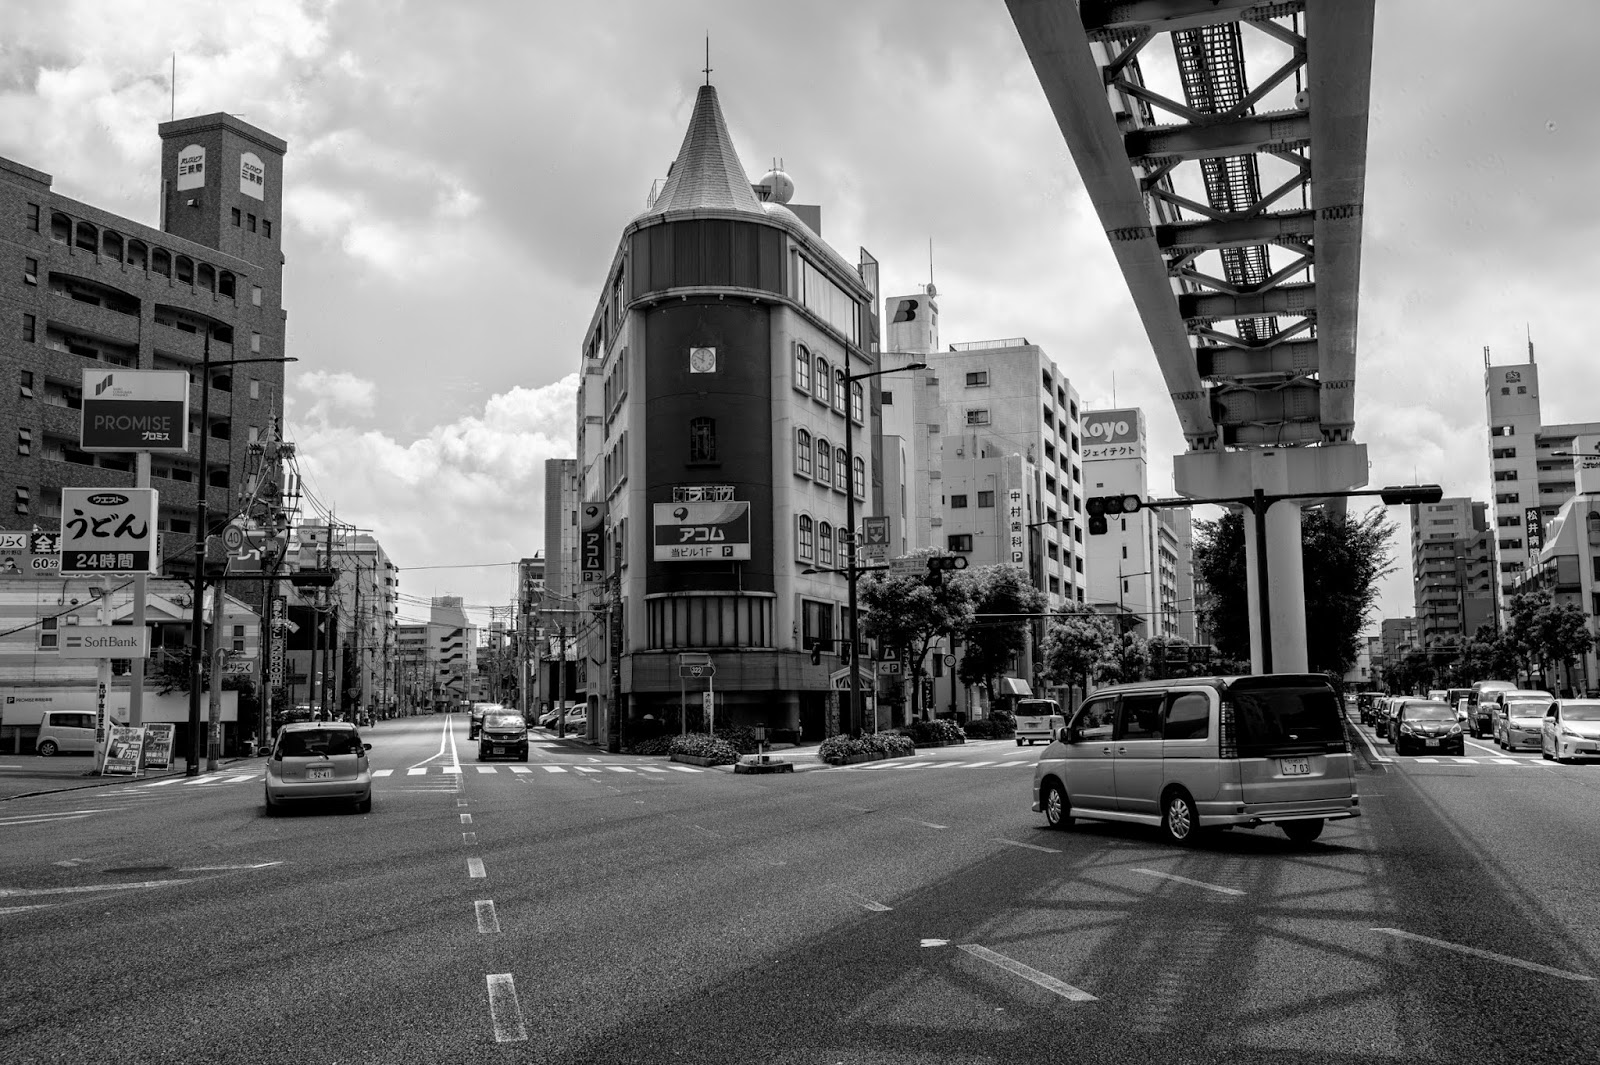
(1081, 0, 1305, 38)
(1179, 281, 1315, 323)
(1126, 111, 1310, 164)
(1156, 209, 1315, 251)
(1197, 339, 1319, 378)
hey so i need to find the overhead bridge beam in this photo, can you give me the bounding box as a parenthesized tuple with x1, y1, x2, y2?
(1126, 111, 1310, 164)
(1080, 0, 1303, 37)
(1179, 282, 1315, 323)
(1157, 209, 1314, 251)
(1197, 340, 1319, 378)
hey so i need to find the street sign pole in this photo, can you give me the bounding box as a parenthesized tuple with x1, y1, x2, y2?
(128, 452, 150, 729)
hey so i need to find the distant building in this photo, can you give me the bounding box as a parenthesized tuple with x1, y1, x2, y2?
(543, 459, 580, 606)
(1512, 434, 1600, 695)
(289, 519, 398, 718)
(1409, 497, 1494, 651)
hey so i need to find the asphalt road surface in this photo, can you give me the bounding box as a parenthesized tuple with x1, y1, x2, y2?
(2, 711, 1596, 1064)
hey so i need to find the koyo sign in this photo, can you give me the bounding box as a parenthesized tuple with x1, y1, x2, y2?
(1081, 408, 1141, 448)
(1085, 418, 1132, 441)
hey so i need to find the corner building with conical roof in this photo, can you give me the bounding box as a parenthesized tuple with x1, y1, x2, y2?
(575, 84, 879, 742)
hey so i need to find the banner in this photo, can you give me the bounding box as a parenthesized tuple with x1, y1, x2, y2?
(103, 725, 146, 776)
(143, 723, 175, 770)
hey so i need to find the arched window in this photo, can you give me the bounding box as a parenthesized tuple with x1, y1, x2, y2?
(689, 417, 716, 462)
(797, 515, 814, 561)
(794, 344, 811, 393)
(851, 380, 864, 423)
(151, 248, 171, 277)
(833, 369, 847, 414)
(218, 271, 235, 298)
(853, 457, 865, 500)
(102, 231, 124, 262)
(818, 522, 835, 567)
(196, 263, 215, 293)
(796, 428, 813, 476)
(814, 357, 830, 403)
(815, 437, 830, 486)
(835, 448, 848, 491)
(50, 212, 71, 244)
(75, 221, 98, 253)
(127, 239, 147, 271)
(175, 255, 194, 285)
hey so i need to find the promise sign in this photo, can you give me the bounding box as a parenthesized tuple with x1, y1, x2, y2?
(79, 370, 190, 453)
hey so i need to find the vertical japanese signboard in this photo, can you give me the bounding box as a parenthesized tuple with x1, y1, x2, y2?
(1008, 488, 1025, 565)
(59, 489, 158, 574)
(268, 597, 287, 686)
(581, 503, 607, 584)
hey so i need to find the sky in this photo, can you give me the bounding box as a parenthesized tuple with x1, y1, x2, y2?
(4, 0, 1598, 632)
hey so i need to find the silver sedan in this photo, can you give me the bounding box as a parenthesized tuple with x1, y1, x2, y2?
(1542, 700, 1600, 763)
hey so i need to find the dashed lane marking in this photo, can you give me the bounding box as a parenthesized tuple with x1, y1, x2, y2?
(541, 766, 567, 773)
(467, 858, 486, 879)
(900, 817, 948, 830)
(991, 838, 1061, 854)
(508, 766, 531, 774)
(486, 973, 528, 1043)
(1371, 928, 1594, 983)
(407, 768, 426, 777)
(475, 900, 500, 934)
(957, 944, 1097, 1002)
(1131, 868, 1245, 896)
(372, 769, 394, 777)
(460, 814, 473, 824)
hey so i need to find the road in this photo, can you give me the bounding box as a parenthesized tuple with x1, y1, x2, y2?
(1, 712, 1597, 1063)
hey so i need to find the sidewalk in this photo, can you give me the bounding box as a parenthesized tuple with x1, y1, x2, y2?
(0, 753, 252, 801)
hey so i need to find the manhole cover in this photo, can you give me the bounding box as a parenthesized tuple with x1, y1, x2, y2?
(103, 865, 173, 874)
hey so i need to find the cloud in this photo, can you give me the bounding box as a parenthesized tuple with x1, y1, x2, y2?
(293, 370, 377, 422)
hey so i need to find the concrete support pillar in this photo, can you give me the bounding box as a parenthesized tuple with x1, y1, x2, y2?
(1243, 512, 1265, 670)
(1265, 500, 1307, 673)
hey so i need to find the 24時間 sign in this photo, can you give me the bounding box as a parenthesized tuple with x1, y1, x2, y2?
(79, 370, 190, 453)
(653, 502, 751, 561)
(60, 488, 158, 574)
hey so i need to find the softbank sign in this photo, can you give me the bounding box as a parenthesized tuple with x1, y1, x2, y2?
(1082, 408, 1143, 460)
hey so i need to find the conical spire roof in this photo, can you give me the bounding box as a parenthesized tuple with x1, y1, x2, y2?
(650, 84, 764, 215)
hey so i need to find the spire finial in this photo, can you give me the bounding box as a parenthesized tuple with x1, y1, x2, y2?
(704, 35, 712, 86)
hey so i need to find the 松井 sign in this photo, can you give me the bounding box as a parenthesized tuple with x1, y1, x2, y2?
(60, 488, 159, 574)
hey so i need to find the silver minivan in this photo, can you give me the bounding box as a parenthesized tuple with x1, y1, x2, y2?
(1032, 673, 1359, 845)
(35, 711, 97, 756)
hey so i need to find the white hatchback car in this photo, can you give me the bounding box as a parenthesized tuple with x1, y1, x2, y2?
(1542, 699, 1600, 763)
(264, 722, 373, 815)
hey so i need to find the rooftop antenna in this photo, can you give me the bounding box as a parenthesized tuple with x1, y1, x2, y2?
(1527, 323, 1535, 363)
(1483, 344, 1490, 368)
(170, 54, 175, 121)
(1112, 371, 1117, 407)
(703, 35, 711, 86)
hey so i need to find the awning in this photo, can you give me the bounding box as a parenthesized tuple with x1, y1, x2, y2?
(998, 677, 1033, 697)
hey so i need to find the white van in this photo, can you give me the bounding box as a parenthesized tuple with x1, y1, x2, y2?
(36, 711, 97, 756)
(1014, 698, 1065, 746)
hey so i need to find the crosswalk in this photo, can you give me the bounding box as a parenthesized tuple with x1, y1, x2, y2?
(1409, 755, 1565, 766)
(372, 764, 706, 777)
(843, 759, 1036, 771)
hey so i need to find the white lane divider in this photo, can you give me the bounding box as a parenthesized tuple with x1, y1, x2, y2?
(541, 766, 567, 773)
(140, 777, 183, 787)
(485, 973, 528, 1043)
(575, 767, 600, 774)
(508, 766, 531, 774)
(1131, 868, 1245, 897)
(0, 878, 195, 898)
(856, 898, 892, 912)
(961, 761, 996, 768)
(993, 760, 1030, 768)
(900, 817, 948, 830)
(372, 769, 394, 777)
(667, 766, 701, 773)
(460, 814, 473, 824)
(957, 944, 1097, 1002)
(474, 900, 500, 934)
(641, 767, 667, 773)
(475, 766, 496, 774)
(407, 768, 426, 777)
(991, 837, 1061, 854)
(442, 767, 462, 776)
(467, 858, 486, 879)
(605, 766, 635, 773)
(1350, 720, 1394, 764)
(462, 832, 476, 844)
(1371, 928, 1594, 982)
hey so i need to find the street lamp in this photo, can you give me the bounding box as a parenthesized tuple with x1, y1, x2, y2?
(843, 359, 927, 737)
(185, 323, 296, 776)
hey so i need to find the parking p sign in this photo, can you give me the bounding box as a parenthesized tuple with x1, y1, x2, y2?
(59, 488, 159, 574)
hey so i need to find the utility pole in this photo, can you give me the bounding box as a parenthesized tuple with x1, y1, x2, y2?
(320, 520, 334, 718)
(352, 557, 363, 723)
(206, 576, 225, 770)
(554, 622, 567, 739)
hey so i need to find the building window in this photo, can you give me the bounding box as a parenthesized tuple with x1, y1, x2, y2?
(815, 437, 831, 486)
(796, 428, 813, 477)
(1493, 470, 1518, 482)
(853, 457, 865, 500)
(1492, 447, 1517, 460)
(1501, 387, 1510, 395)
(250, 285, 262, 307)
(250, 379, 260, 400)
(22, 314, 34, 343)
(801, 599, 834, 651)
(851, 380, 864, 423)
(689, 417, 717, 463)
(965, 371, 989, 387)
(20, 370, 33, 399)
(1517, 386, 1527, 394)
(948, 534, 973, 552)
(14, 485, 29, 515)
(26, 203, 40, 232)
(977, 491, 995, 508)
(17, 428, 32, 456)
(231, 208, 241, 227)
(833, 369, 847, 414)
(882, 390, 893, 406)
(814, 357, 830, 403)
(795, 344, 811, 393)
(247, 213, 256, 232)
(818, 522, 835, 568)
(950, 494, 969, 509)
(797, 515, 814, 562)
(834, 447, 847, 492)
(263, 219, 272, 239)
(23, 257, 38, 285)
(251, 332, 261, 353)
(966, 409, 990, 426)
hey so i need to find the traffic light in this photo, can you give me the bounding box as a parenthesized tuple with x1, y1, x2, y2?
(1086, 496, 1108, 536)
(925, 554, 969, 585)
(288, 569, 336, 588)
(1102, 494, 1142, 515)
(1378, 484, 1444, 505)
(810, 642, 822, 666)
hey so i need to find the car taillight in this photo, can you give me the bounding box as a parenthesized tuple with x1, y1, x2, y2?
(1219, 700, 1237, 759)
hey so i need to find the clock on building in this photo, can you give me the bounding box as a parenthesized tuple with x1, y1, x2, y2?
(689, 347, 717, 373)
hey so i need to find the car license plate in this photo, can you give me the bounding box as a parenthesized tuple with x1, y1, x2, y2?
(308, 766, 332, 781)
(1281, 757, 1310, 776)
(1425, 738, 1439, 747)
(493, 747, 502, 754)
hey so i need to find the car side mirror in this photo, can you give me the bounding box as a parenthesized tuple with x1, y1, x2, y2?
(1062, 726, 1077, 744)
(363, 743, 372, 751)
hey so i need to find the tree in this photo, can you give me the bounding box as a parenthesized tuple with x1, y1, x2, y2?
(1536, 599, 1594, 695)
(859, 551, 975, 724)
(1040, 610, 1112, 711)
(1193, 505, 1397, 676)
(1148, 635, 1195, 680)
(1095, 631, 1150, 686)
(956, 564, 1046, 705)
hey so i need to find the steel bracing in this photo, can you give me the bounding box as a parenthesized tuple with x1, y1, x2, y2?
(1007, 0, 1376, 450)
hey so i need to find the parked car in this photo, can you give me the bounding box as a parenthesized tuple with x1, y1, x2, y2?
(468, 702, 502, 740)
(1014, 698, 1065, 746)
(1542, 699, 1600, 763)
(1490, 689, 1554, 751)
(563, 706, 588, 732)
(478, 712, 530, 762)
(1357, 693, 1381, 726)
(1374, 697, 1396, 739)
(1467, 680, 1516, 738)
(1383, 697, 1421, 743)
(33, 710, 97, 756)
(264, 722, 372, 815)
(1032, 672, 1358, 845)
(1392, 700, 1464, 756)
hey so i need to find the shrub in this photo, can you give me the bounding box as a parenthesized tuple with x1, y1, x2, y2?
(668, 732, 739, 764)
(988, 709, 1017, 734)
(628, 735, 675, 756)
(817, 732, 915, 764)
(964, 719, 996, 740)
(903, 719, 966, 745)
(713, 725, 760, 754)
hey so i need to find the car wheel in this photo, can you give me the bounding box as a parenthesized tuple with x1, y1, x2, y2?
(1161, 789, 1200, 847)
(1016, 738, 1024, 746)
(1041, 780, 1072, 830)
(263, 793, 279, 817)
(1282, 819, 1325, 844)
(36, 740, 58, 757)
(354, 795, 372, 814)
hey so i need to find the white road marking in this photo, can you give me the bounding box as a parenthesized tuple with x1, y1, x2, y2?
(921, 939, 949, 947)
(691, 824, 721, 838)
(457, 799, 469, 807)
(178, 862, 282, 871)
(486, 973, 528, 1043)
(962, 761, 996, 768)
(1415, 758, 1439, 764)
(958, 944, 1097, 1002)
(994, 760, 1030, 767)
(475, 766, 496, 774)
(407, 716, 457, 770)
(667, 765, 701, 773)
(140, 777, 183, 787)
(372, 769, 394, 777)
(575, 767, 600, 774)
(467, 858, 486, 879)
(460, 814, 473, 824)
(857, 899, 892, 912)
(1452, 757, 1475, 764)
(225, 773, 256, 783)
(1464, 738, 1500, 756)
(900, 817, 948, 830)
(640, 767, 667, 773)
(541, 766, 567, 773)
(462, 832, 476, 844)
(0, 878, 196, 898)
(605, 766, 635, 773)
(0, 904, 56, 915)
(991, 838, 1061, 854)
(1491, 757, 1518, 765)
(407, 768, 426, 777)
(508, 766, 531, 774)
(0, 809, 100, 825)
(1371, 928, 1594, 982)
(475, 900, 500, 934)
(442, 767, 462, 775)
(0, 815, 94, 828)
(1132, 868, 1245, 896)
